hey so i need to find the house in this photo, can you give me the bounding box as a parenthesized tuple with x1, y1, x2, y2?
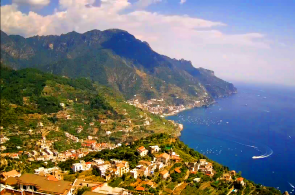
(193, 178, 201, 183)
(236, 177, 245, 186)
(93, 162, 111, 180)
(10, 153, 19, 159)
(17, 173, 73, 195)
(188, 162, 198, 172)
(130, 169, 139, 179)
(34, 167, 63, 180)
(160, 170, 170, 179)
(156, 153, 170, 164)
(149, 145, 161, 153)
(72, 160, 92, 173)
(155, 162, 164, 170)
(82, 140, 97, 148)
(93, 159, 105, 165)
(0, 135, 9, 144)
(0, 170, 21, 180)
(221, 173, 232, 182)
(111, 160, 130, 177)
(170, 152, 181, 162)
(76, 126, 83, 133)
(115, 163, 129, 177)
(137, 146, 148, 157)
(199, 159, 207, 165)
(142, 180, 156, 188)
(230, 170, 236, 176)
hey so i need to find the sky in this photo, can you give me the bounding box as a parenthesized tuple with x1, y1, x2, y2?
(1, 0, 295, 86)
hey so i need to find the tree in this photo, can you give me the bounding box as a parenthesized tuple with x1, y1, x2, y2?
(77, 187, 91, 195)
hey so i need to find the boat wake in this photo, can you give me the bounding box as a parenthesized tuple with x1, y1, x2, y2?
(252, 148, 273, 159)
(289, 182, 295, 188)
(186, 131, 273, 160)
(233, 141, 273, 159)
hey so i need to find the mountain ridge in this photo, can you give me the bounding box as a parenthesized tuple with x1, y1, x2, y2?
(1, 29, 237, 104)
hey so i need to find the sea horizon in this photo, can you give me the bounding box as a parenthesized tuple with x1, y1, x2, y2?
(167, 82, 295, 193)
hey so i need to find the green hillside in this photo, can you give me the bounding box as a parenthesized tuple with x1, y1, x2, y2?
(0, 66, 181, 153)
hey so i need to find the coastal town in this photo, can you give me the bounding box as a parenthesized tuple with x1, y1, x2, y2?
(1, 134, 250, 195)
(126, 98, 212, 116)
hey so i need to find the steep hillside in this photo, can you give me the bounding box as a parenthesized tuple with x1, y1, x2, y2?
(1, 29, 237, 104)
(0, 66, 181, 153)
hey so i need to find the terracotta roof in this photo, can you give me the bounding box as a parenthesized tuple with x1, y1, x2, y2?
(47, 175, 58, 181)
(137, 146, 146, 152)
(86, 162, 92, 164)
(84, 140, 96, 144)
(5, 177, 18, 185)
(17, 174, 72, 194)
(174, 167, 181, 173)
(136, 186, 145, 191)
(116, 163, 125, 168)
(139, 160, 151, 166)
(172, 156, 181, 160)
(237, 177, 244, 181)
(2, 170, 20, 178)
(143, 180, 154, 186)
(160, 170, 168, 175)
(158, 153, 170, 159)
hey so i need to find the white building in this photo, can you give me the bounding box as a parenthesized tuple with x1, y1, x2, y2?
(72, 161, 92, 173)
(149, 145, 161, 153)
(137, 146, 148, 157)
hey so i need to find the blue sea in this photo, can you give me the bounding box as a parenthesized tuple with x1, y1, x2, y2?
(167, 83, 295, 193)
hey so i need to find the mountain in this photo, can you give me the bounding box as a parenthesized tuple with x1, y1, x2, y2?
(1, 29, 237, 104)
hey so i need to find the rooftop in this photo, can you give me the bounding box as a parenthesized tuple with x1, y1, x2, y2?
(1, 170, 20, 178)
(158, 153, 170, 159)
(137, 146, 146, 152)
(174, 167, 181, 173)
(160, 170, 168, 175)
(17, 174, 72, 194)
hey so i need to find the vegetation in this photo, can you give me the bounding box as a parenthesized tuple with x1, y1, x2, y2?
(0, 66, 181, 154)
(1, 29, 236, 104)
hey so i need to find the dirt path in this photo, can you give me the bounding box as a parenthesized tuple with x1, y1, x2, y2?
(199, 181, 211, 190)
(173, 183, 188, 195)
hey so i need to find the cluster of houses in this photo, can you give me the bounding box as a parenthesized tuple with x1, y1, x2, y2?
(24, 147, 90, 162)
(127, 99, 186, 115)
(187, 159, 214, 176)
(127, 98, 207, 116)
(65, 132, 79, 142)
(0, 142, 247, 195)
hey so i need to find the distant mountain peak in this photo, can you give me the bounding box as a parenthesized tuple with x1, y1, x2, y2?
(0, 28, 236, 103)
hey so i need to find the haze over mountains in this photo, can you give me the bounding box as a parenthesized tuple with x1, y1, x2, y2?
(1, 29, 236, 104)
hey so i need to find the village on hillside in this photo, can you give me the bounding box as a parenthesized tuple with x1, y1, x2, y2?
(1, 132, 265, 195)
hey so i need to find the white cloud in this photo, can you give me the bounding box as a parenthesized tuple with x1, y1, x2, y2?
(133, 0, 162, 9)
(12, 0, 50, 8)
(180, 0, 186, 4)
(1, 0, 294, 86)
